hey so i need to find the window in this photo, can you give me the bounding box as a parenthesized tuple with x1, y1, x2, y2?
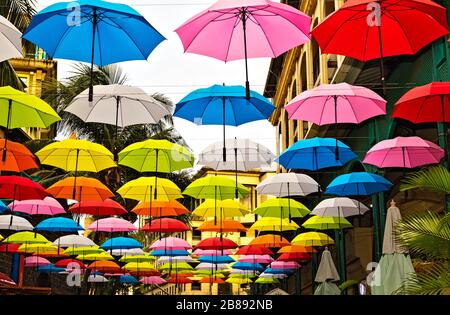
(191, 282, 201, 291)
(192, 229, 202, 241)
(325, 0, 335, 17)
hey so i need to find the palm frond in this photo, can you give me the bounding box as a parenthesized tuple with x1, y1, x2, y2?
(400, 165, 450, 194)
(396, 211, 450, 260)
(394, 262, 450, 295)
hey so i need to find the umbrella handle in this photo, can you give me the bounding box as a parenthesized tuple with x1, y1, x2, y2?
(2, 100, 12, 162)
(88, 9, 98, 103)
(222, 95, 227, 162)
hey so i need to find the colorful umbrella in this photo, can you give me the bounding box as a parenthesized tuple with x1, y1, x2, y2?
(119, 275, 139, 285)
(88, 261, 121, 273)
(198, 256, 235, 264)
(249, 234, 289, 248)
(0, 15, 22, 62)
(53, 235, 96, 248)
(0, 215, 33, 231)
(140, 276, 166, 285)
(54, 259, 86, 269)
(123, 262, 160, 277)
(175, 0, 311, 97)
(196, 237, 238, 250)
(132, 200, 188, 217)
(2, 231, 48, 244)
(184, 176, 249, 201)
(69, 199, 126, 216)
(276, 137, 357, 170)
(141, 218, 190, 233)
(200, 277, 225, 284)
(24, 256, 51, 268)
(77, 252, 114, 261)
(250, 217, 299, 232)
(99, 237, 142, 251)
(256, 173, 320, 197)
(291, 232, 334, 247)
(88, 218, 136, 233)
(311, 197, 370, 217)
(112, 248, 145, 257)
(0, 272, 16, 286)
(325, 172, 393, 196)
(150, 237, 192, 251)
(192, 199, 248, 218)
(236, 245, 273, 256)
(23, 0, 165, 101)
(64, 246, 103, 256)
(195, 263, 229, 271)
(119, 255, 153, 263)
(175, 85, 274, 161)
(302, 216, 353, 230)
(151, 249, 190, 257)
(35, 217, 84, 233)
(117, 177, 182, 203)
(232, 262, 264, 272)
(255, 277, 279, 284)
(238, 255, 274, 264)
(255, 198, 310, 219)
(192, 249, 232, 256)
(277, 252, 311, 262)
(37, 264, 65, 274)
(197, 219, 247, 233)
(9, 197, 65, 216)
(88, 274, 108, 283)
(0, 139, 38, 172)
(0, 176, 48, 201)
(363, 136, 444, 168)
(47, 177, 114, 201)
(269, 261, 300, 270)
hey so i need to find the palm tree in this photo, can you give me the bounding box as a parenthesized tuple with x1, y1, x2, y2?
(400, 165, 450, 195)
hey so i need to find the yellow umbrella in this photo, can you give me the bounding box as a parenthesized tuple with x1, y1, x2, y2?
(302, 216, 353, 230)
(18, 243, 61, 254)
(117, 176, 182, 202)
(0, 234, 3, 242)
(76, 252, 114, 261)
(2, 231, 48, 244)
(249, 217, 299, 232)
(226, 277, 253, 284)
(291, 232, 334, 247)
(123, 262, 157, 272)
(64, 246, 103, 256)
(119, 255, 154, 263)
(192, 199, 248, 218)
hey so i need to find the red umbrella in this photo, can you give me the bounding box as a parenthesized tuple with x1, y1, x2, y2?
(311, 0, 448, 92)
(88, 261, 121, 273)
(0, 272, 16, 286)
(167, 276, 192, 284)
(69, 199, 127, 216)
(277, 252, 312, 262)
(0, 176, 49, 201)
(200, 277, 224, 284)
(196, 237, 238, 250)
(392, 82, 450, 123)
(0, 243, 23, 253)
(236, 245, 273, 256)
(140, 218, 190, 233)
(54, 259, 86, 269)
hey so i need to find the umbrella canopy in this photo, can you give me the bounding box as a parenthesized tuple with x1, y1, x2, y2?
(100, 237, 142, 250)
(0, 215, 33, 231)
(54, 259, 86, 269)
(157, 256, 195, 264)
(254, 198, 310, 218)
(47, 177, 114, 201)
(239, 255, 274, 264)
(0, 15, 22, 62)
(256, 173, 320, 197)
(53, 235, 96, 248)
(226, 277, 252, 284)
(192, 249, 232, 256)
(117, 177, 182, 202)
(276, 137, 357, 170)
(36, 139, 116, 173)
(255, 277, 279, 284)
(150, 237, 192, 250)
(0, 272, 16, 286)
(192, 199, 248, 218)
(119, 275, 139, 284)
(2, 231, 48, 244)
(69, 199, 126, 216)
(200, 277, 225, 284)
(132, 200, 188, 217)
(140, 276, 166, 285)
(141, 218, 190, 233)
(167, 276, 192, 284)
(269, 261, 300, 270)
(88, 261, 121, 273)
(285, 83, 386, 125)
(183, 176, 249, 200)
(311, 197, 370, 217)
(236, 245, 273, 256)
(118, 139, 194, 173)
(65, 84, 171, 129)
(37, 264, 65, 274)
(249, 234, 289, 248)
(119, 255, 153, 263)
(302, 216, 353, 230)
(232, 262, 264, 272)
(196, 237, 238, 250)
(363, 136, 444, 168)
(198, 256, 235, 264)
(19, 243, 64, 255)
(160, 262, 194, 271)
(24, 256, 51, 268)
(277, 252, 311, 262)
(325, 172, 393, 196)
(123, 262, 159, 275)
(9, 197, 65, 216)
(392, 82, 450, 123)
(197, 219, 247, 233)
(88, 218, 136, 233)
(112, 248, 146, 257)
(0, 139, 38, 172)
(292, 232, 334, 247)
(150, 249, 190, 257)
(0, 201, 8, 214)
(195, 263, 229, 271)
(64, 246, 103, 256)
(77, 252, 114, 261)
(88, 275, 109, 283)
(35, 217, 84, 233)
(198, 138, 274, 171)
(250, 217, 299, 232)
(0, 244, 22, 253)
(315, 248, 340, 283)
(0, 176, 48, 200)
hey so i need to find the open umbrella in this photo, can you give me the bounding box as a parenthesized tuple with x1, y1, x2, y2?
(291, 232, 334, 247)
(64, 246, 103, 256)
(302, 216, 353, 230)
(0, 15, 22, 62)
(249, 234, 289, 248)
(141, 218, 190, 233)
(23, 0, 165, 102)
(132, 200, 188, 217)
(198, 256, 234, 264)
(255, 198, 310, 221)
(314, 248, 341, 295)
(88, 274, 108, 283)
(196, 237, 238, 250)
(9, 197, 65, 216)
(256, 173, 320, 197)
(120, 255, 153, 263)
(193, 249, 232, 256)
(325, 172, 393, 196)
(35, 217, 84, 233)
(150, 237, 191, 251)
(99, 237, 142, 251)
(311, 198, 370, 217)
(69, 199, 126, 217)
(47, 177, 114, 201)
(311, 0, 448, 93)
(24, 256, 51, 268)
(250, 217, 299, 232)
(276, 137, 357, 170)
(236, 245, 273, 256)
(175, 0, 311, 98)
(53, 235, 96, 248)
(117, 177, 182, 203)
(175, 85, 274, 161)
(0, 176, 48, 201)
(88, 261, 121, 273)
(239, 255, 274, 264)
(277, 252, 311, 262)
(0, 139, 38, 172)
(192, 199, 248, 218)
(54, 259, 86, 269)
(0, 86, 61, 161)
(119, 274, 139, 285)
(2, 231, 48, 245)
(140, 276, 166, 285)
(88, 218, 136, 233)
(363, 136, 444, 168)
(0, 215, 33, 231)
(197, 219, 246, 233)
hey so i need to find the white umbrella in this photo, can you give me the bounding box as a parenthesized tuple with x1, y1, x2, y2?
(112, 248, 145, 256)
(256, 173, 320, 197)
(0, 15, 22, 63)
(157, 256, 195, 264)
(259, 272, 287, 279)
(65, 84, 171, 136)
(195, 263, 229, 271)
(0, 215, 33, 231)
(314, 248, 341, 295)
(230, 269, 259, 276)
(311, 197, 370, 217)
(88, 274, 109, 283)
(52, 235, 96, 248)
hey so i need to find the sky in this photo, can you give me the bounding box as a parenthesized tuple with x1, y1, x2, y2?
(36, 0, 277, 157)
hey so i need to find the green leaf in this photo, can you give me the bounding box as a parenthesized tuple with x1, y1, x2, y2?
(400, 165, 450, 194)
(394, 262, 450, 295)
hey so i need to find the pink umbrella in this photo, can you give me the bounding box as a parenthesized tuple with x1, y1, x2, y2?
(269, 261, 300, 270)
(192, 249, 232, 256)
(8, 197, 65, 216)
(140, 276, 167, 285)
(150, 237, 192, 251)
(88, 217, 137, 232)
(363, 136, 445, 168)
(175, 0, 311, 98)
(238, 254, 274, 264)
(25, 256, 51, 267)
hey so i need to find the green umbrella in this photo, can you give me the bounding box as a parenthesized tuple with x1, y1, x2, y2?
(302, 216, 352, 230)
(255, 198, 310, 218)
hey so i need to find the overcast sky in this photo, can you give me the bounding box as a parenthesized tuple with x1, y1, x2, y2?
(36, 0, 276, 157)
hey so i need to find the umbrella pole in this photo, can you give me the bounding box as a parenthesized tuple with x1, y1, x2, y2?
(114, 96, 120, 160)
(235, 145, 238, 199)
(9, 184, 16, 226)
(88, 8, 98, 103)
(287, 183, 291, 223)
(154, 149, 159, 199)
(214, 186, 218, 226)
(376, 24, 386, 97)
(241, 8, 250, 100)
(72, 149, 80, 200)
(222, 96, 227, 162)
(2, 99, 12, 162)
(334, 95, 339, 160)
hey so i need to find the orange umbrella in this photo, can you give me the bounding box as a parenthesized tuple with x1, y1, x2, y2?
(167, 276, 192, 284)
(0, 139, 38, 172)
(132, 200, 188, 217)
(38, 250, 69, 258)
(200, 277, 225, 284)
(278, 245, 316, 254)
(249, 234, 290, 248)
(88, 261, 122, 273)
(197, 220, 247, 233)
(47, 177, 114, 201)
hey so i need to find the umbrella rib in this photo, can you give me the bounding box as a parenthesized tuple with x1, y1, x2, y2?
(383, 11, 414, 53)
(222, 15, 240, 62)
(250, 15, 276, 58)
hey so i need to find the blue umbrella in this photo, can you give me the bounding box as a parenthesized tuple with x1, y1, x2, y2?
(37, 264, 66, 274)
(198, 255, 235, 264)
(0, 200, 9, 214)
(23, 0, 165, 101)
(175, 84, 274, 162)
(35, 217, 84, 233)
(264, 268, 293, 275)
(325, 172, 393, 196)
(232, 262, 264, 272)
(150, 249, 189, 257)
(100, 237, 142, 251)
(276, 137, 357, 170)
(119, 275, 139, 285)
